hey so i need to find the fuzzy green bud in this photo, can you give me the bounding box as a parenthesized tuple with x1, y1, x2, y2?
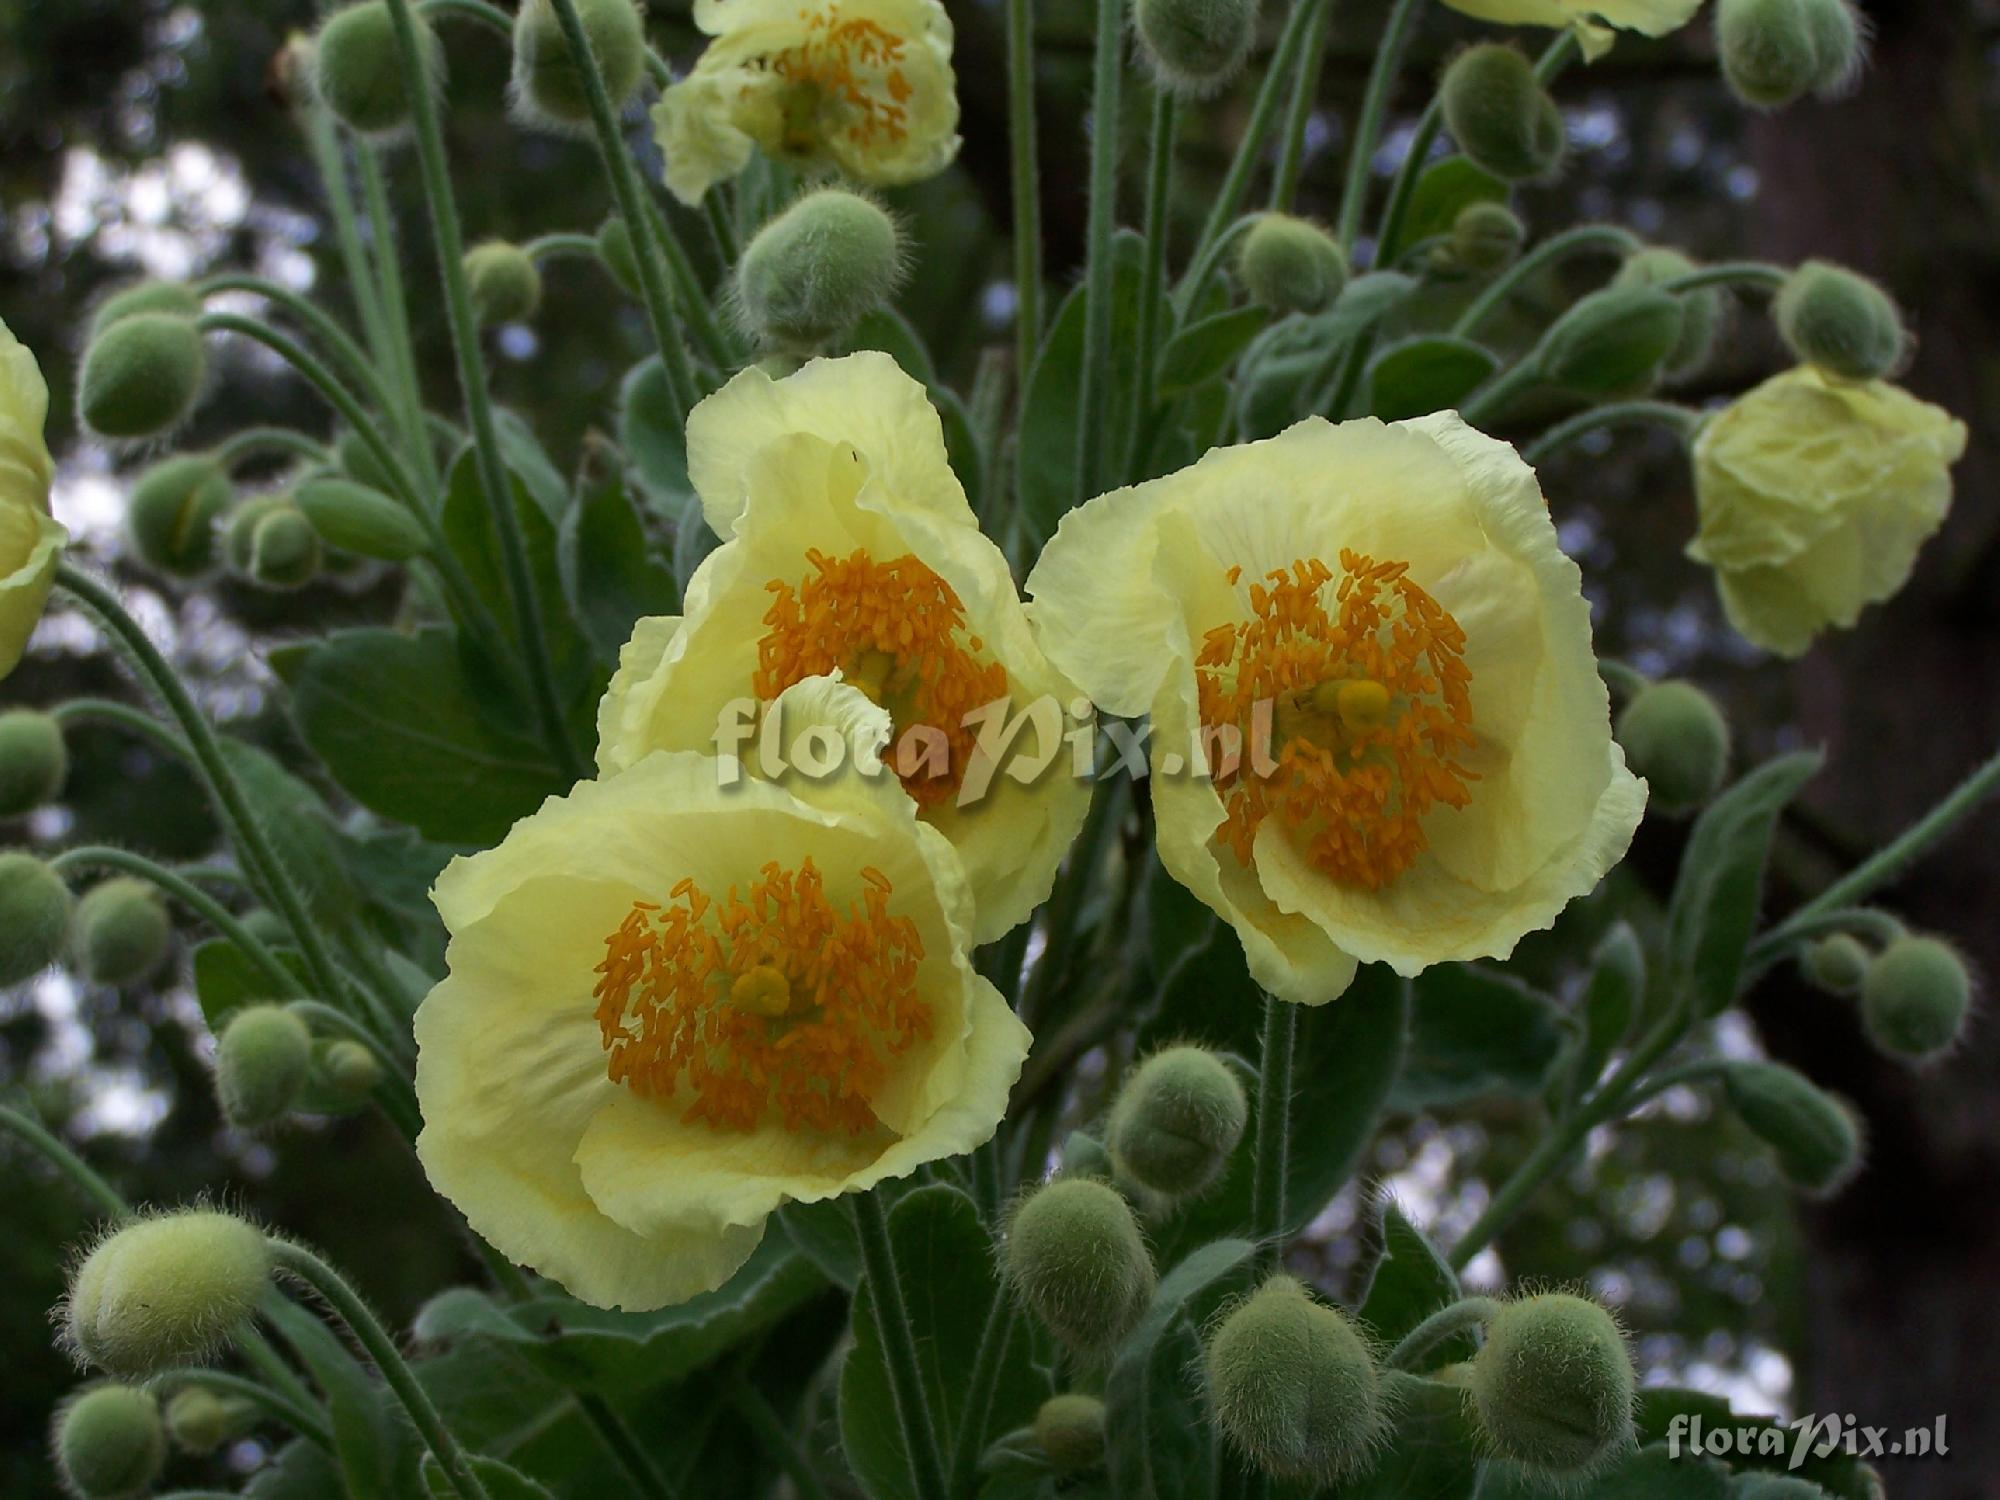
(511, 0, 648, 130)
(1716, 0, 1864, 109)
(54, 1384, 166, 1499)
(1450, 201, 1526, 274)
(1107, 1045, 1247, 1198)
(1615, 680, 1730, 816)
(89, 281, 202, 341)
(1773, 260, 1905, 382)
(1034, 1393, 1107, 1472)
(1132, 0, 1257, 97)
(294, 477, 428, 561)
(1801, 932, 1871, 995)
(596, 218, 643, 296)
(127, 455, 232, 577)
(216, 1004, 314, 1130)
(0, 709, 67, 817)
(1469, 1293, 1634, 1476)
(164, 1385, 249, 1455)
(73, 877, 171, 987)
(1205, 1276, 1385, 1484)
(736, 189, 903, 349)
(1613, 247, 1724, 379)
(232, 501, 322, 591)
(1440, 45, 1564, 182)
(463, 241, 543, 327)
(1539, 285, 1686, 397)
(314, 2, 443, 136)
(1058, 1130, 1113, 1181)
(79, 313, 205, 440)
(0, 853, 73, 985)
(318, 1037, 385, 1101)
(1860, 935, 1973, 1060)
(1722, 1061, 1862, 1195)
(63, 1210, 271, 1378)
(1236, 215, 1348, 315)
(1005, 1177, 1156, 1354)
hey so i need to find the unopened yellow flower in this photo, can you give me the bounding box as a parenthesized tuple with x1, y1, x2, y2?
(0, 318, 61, 680)
(1027, 414, 1644, 1006)
(416, 677, 1029, 1310)
(1689, 366, 1966, 658)
(652, 0, 960, 205)
(596, 352, 1091, 944)
(1439, 0, 1700, 57)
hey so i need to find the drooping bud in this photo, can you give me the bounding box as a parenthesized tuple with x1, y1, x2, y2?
(1722, 1061, 1863, 1195)
(1450, 201, 1526, 275)
(72, 877, 171, 987)
(294, 477, 428, 561)
(1205, 1276, 1386, 1483)
(0, 853, 73, 985)
(1057, 1130, 1114, 1181)
(79, 313, 205, 440)
(1236, 215, 1348, 315)
(164, 1384, 253, 1455)
(1773, 260, 1906, 382)
(0, 708, 67, 817)
(62, 1209, 272, 1378)
(1615, 680, 1730, 816)
(1468, 1293, 1634, 1477)
(53, 1384, 166, 1499)
(127, 455, 232, 577)
(88, 281, 203, 341)
(735, 189, 904, 350)
(1612, 248, 1724, 380)
(215, 1005, 315, 1130)
(1716, 0, 1865, 109)
(596, 217, 643, 296)
(1107, 1045, 1247, 1198)
(511, 0, 648, 131)
(1538, 285, 1685, 397)
(463, 241, 543, 327)
(229, 499, 322, 591)
(1800, 932, 1871, 995)
(313, 1, 443, 137)
(1033, 1393, 1107, 1472)
(1132, 0, 1257, 98)
(317, 1037, 385, 1103)
(1004, 1177, 1156, 1354)
(1860, 935, 1973, 1060)
(1440, 45, 1564, 182)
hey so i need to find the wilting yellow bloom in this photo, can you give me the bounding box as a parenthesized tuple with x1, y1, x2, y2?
(597, 352, 1091, 944)
(1439, 0, 1700, 57)
(0, 318, 61, 679)
(1689, 366, 1966, 658)
(416, 677, 1029, 1310)
(1027, 414, 1644, 1006)
(652, 0, 960, 205)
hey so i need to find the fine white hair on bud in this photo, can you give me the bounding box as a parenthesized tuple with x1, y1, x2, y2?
(60, 1209, 273, 1379)
(510, 0, 649, 135)
(78, 313, 206, 442)
(313, 1, 445, 139)
(1132, 0, 1258, 98)
(1106, 1044, 1248, 1198)
(215, 1005, 316, 1131)
(52, 1383, 166, 1500)
(1235, 215, 1348, 315)
(1722, 1061, 1865, 1196)
(1615, 679, 1731, 817)
(734, 189, 906, 351)
(1003, 1177, 1156, 1354)
(1860, 934, 1974, 1061)
(1468, 1292, 1635, 1478)
(1440, 44, 1565, 182)
(1773, 259, 1908, 383)
(71, 878, 172, 989)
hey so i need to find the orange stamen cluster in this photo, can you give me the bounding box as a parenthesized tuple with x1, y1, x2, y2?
(1196, 552, 1477, 890)
(593, 859, 932, 1136)
(755, 8, 915, 152)
(755, 548, 1008, 807)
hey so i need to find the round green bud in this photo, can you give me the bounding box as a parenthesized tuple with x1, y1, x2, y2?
(314, 2, 443, 137)
(1612, 247, 1723, 380)
(1205, 1276, 1385, 1483)
(294, 477, 428, 562)
(0, 853, 74, 986)
(1798, 0, 1865, 96)
(222, 495, 286, 576)
(1236, 214, 1348, 315)
(216, 1004, 314, 1130)
(1801, 932, 1871, 995)
(53, 1384, 166, 1499)
(1860, 935, 1973, 1060)
(1616, 680, 1730, 817)
(1108, 1045, 1248, 1198)
(1034, 1393, 1107, 1471)
(1058, 1130, 1114, 1181)
(511, 0, 648, 130)
(463, 241, 543, 327)
(0, 709, 67, 817)
(1773, 260, 1906, 382)
(63, 1210, 272, 1378)
(1450, 201, 1526, 275)
(1440, 45, 1564, 182)
(736, 189, 903, 350)
(244, 502, 323, 591)
(79, 313, 205, 440)
(1005, 1177, 1156, 1354)
(1469, 1293, 1634, 1476)
(319, 1038, 385, 1100)
(596, 217, 643, 296)
(127, 454, 232, 577)
(1722, 1061, 1862, 1195)
(89, 281, 202, 341)
(164, 1384, 253, 1455)
(1539, 285, 1686, 398)
(73, 877, 171, 988)
(1716, 0, 1863, 109)
(1133, 0, 1257, 98)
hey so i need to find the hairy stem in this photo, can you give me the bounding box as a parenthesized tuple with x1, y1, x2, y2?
(849, 1193, 948, 1500)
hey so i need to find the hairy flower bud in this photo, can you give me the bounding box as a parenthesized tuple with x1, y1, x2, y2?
(1860, 935, 1973, 1060)
(1468, 1293, 1634, 1476)
(511, 0, 648, 130)
(62, 1210, 271, 1378)
(1539, 286, 1685, 397)
(1034, 1393, 1107, 1472)
(1133, 0, 1257, 97)
(317, 1037, 385, 1104)
(1005, 1178, 1156, 1354)
(164, 1385, 251, 1455)
(128, 455, 232, 577)
(596, 217, 643, 296)
(216, 1005, 315, 1130)
(1107, 1045, 1247, 1198)
(1612, 247, 1723, 380)
(1615, 680, 1730, 816)
(1450, 201, 1526, 274)
(1800, 932, 1870, 995)
(1205, 1276, 1386, 1483)
(73, 878, 171, 987)
(53, 1384, 165, 1499)
(79, 313, 205, 440)
(1236, 215, 1348, 315)
(735, 189, 904, 349)
(0, 708, 67, 817)
(314, 1, 443, 137)
(1716, 0, 1864, 109)
(0, 853, 73, 985)
(463, 241, 543, 327)
(236, 500, 323, 591)
(295, 477, 428, 561)
(1773, 260, 1906, 382)
(1722, 1061, 1862, 1195)
(1440, 45, 1564, 182)
(89, 281, 202, 341)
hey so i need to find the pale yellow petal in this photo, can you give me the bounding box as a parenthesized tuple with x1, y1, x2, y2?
(0, 504, 64, 680)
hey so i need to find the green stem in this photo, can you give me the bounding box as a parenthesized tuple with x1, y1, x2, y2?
(285, 1001, 422, 1138)
(946, 1294, 1017, 1497)
(51, 696, 190, 759)
(1520, 400, 1700, 466)
(1372, 98, 1442, 267)
(641, 194, 741, 371)
(1745, 906, 1906, 971)
(1334, 0, 1426, 254)
(849, 1194, 948, 1500)
(1450, 223, 1642, 340)
(1018, 777, 1125, 1031)
(197, 273, 393, 422)
(704, 192, 742, 268)
(1268, 0, 1337, 213)
(1459, 355, 1542, 426)
(1075, 0, 1125, 504)
(301, 103, 395, 399)
(155, 1368, 335, 1451)
(1251, 994, 1297, 1265)
(1386, 1296, 1497, 1371)
(574, 1391, 682, 1500)
(1126, 88, 1176, 484)
(358, 145, 442, 497)
(525, 232, 602, 262)
(1615, 1057, 1733, 1113)
(420, 0, 513, 30)
(1006, 0, 1044, 381)
(728, 1371, 832, 1500)
(1659, 261, 1789, 297)
(214, 426, 331, 469)
(1175, 213, 1260, 320)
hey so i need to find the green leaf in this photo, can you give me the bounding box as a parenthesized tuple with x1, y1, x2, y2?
(493, 406, 570, 522)
(1664, 751, 1823, 1016)
(1234, 272, 1414, 438)
(1393, 963, 1567, 1110)
(1355, 1203, 1467, 1364)
(422, 1454, 556, 1499)
(839, 1279, 913, 1500)
(1156, 306, 1272, 399)
(1366, 335, 1499, 420)
(1398, 157, 1509, 252)
(556, 467, 679, 663)
(1633, 1389, 1881, 1500)
(217, 736, 357, 921)
(189, 938, 309, 1030)
(1326, 1372, 1480, 1498)
(618, 356, 695, 515)
(262, 1297, 401, 1500)
(1564, 920, 1645, 1104)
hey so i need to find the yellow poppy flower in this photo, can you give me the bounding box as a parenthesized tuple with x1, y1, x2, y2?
(651, 0, 961, 205)
(596, 352, 1092, 944)
(1026, 414, 1645, 1006)
(416, 676, 1030, 1310)
(1438, 0, 1700, 57)
(0, 318, 61, 680)
(1688, 366, 1966, 658)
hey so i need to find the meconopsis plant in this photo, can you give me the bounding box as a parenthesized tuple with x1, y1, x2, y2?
(0, 0, 1990, 1494)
